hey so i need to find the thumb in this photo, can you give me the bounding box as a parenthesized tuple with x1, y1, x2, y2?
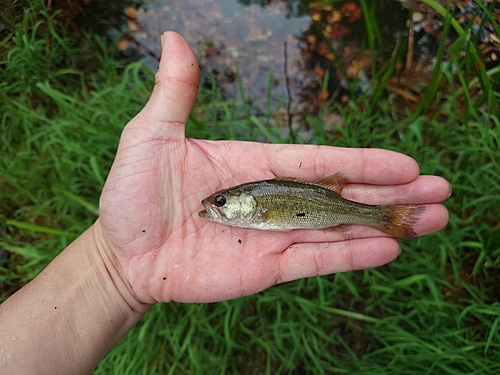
(137, 31, 200, 139)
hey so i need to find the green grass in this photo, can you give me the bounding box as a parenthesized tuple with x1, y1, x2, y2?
(1, 0, 500, 374)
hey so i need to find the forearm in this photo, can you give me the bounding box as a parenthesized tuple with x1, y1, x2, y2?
(0, 220, 150, 375)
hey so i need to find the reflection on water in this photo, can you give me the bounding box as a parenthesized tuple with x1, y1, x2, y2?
(132, 0, 311, 113)
(124, 0, 499, 116)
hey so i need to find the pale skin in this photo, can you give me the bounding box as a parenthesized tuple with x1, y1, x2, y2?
(0, 32, 450, 374)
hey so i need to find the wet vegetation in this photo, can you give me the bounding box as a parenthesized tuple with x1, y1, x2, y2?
(1, 0, 500, 374)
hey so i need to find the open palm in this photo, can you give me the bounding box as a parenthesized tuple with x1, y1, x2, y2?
(99, 32, 449, 304)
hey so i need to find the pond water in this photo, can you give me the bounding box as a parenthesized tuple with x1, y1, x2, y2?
(130, 0, 311, 113)
(122, 0, 499, 115)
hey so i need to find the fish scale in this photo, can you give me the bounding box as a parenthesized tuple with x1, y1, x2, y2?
(244, 180, 385, 230)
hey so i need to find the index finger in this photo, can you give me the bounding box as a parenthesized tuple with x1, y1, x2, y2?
(265, 144, 420, 185)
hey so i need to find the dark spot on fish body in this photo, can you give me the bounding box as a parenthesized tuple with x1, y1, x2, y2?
(141, 229, 146, 233)
(163, 277, 167, 280)
(238, 239, 242, 244)
(296, 213, 306, 217)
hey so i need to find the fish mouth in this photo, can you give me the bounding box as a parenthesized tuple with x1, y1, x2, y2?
(198, 204, 223, 221)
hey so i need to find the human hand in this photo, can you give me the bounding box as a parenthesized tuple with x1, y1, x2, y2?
(98, 32, 450, 305)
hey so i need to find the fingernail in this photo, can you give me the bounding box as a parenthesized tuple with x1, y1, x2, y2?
(447, 181, 452, 198)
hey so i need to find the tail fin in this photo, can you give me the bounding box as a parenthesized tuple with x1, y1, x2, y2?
(377, 205, 425, 241)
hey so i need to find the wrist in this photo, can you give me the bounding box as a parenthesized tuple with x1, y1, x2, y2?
(91, 218, 152, 313)
(0, 220, 151, 374)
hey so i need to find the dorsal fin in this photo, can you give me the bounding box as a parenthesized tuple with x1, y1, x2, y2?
(312, 172, 348, 194)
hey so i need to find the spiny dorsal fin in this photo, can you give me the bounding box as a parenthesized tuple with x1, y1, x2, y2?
(312, 172, 348, 194)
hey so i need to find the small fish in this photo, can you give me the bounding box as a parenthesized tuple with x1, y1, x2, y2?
(198, 172, 424, 241)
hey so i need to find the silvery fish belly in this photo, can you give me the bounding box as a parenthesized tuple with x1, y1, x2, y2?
(198, 172, 424, 241)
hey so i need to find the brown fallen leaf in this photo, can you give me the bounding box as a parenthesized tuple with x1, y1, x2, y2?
(124, 6, 139, 19)
(128, 20, 139, 32)
(117, 38, 132, 51)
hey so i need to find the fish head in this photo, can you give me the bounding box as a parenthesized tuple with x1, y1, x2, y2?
(199, 187, 258, 227)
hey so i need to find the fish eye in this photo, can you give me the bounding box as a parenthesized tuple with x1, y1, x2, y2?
(214, 195, 226, 207)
